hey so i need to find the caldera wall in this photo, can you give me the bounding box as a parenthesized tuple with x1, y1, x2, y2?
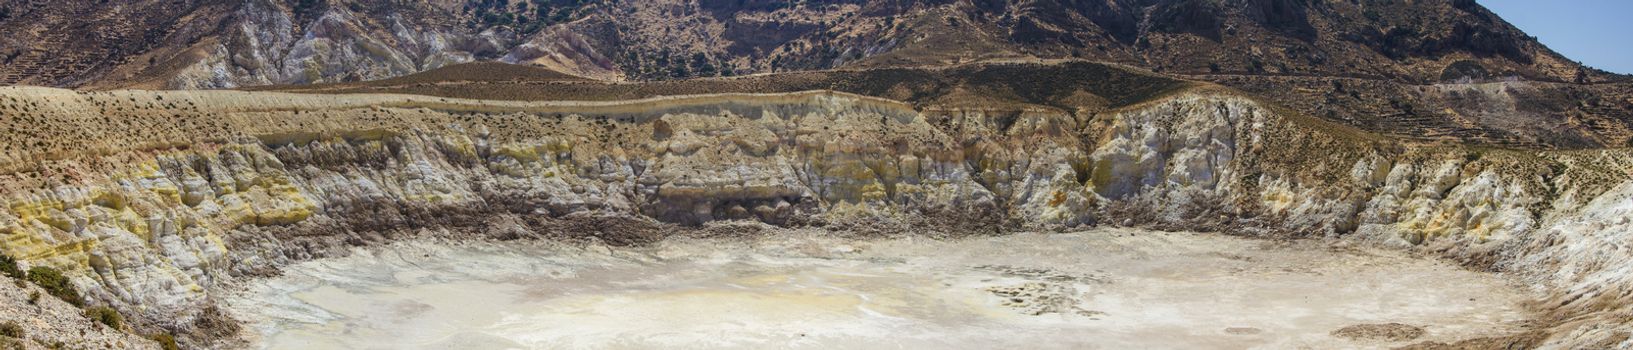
(0, 86, 1629, 348)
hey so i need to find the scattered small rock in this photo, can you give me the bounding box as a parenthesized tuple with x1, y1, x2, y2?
(973, 265, 1110, 284)
(986, 282, 1099, 316)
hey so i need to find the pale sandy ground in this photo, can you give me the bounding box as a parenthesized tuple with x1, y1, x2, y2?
(224, 227, 1536, 350)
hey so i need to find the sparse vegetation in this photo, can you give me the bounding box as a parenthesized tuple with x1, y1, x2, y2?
(463, 0, 586, 37)
(690, 53, 716, 77)
(0, 254, 21, 280)
(149, 333, 180, 350)
(0, 321, 22, 338)
(84, 306, 122, 330)
(292, 0, 323, 18)
(26, 266, 82, 307)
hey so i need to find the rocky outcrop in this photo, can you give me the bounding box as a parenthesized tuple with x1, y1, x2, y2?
(0, 86, 1632, 347)
(164, 1, 505, 89)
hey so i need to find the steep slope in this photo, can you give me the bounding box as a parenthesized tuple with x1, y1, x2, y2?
(0, 274, 162, 350)
(0, 0, 508, 89)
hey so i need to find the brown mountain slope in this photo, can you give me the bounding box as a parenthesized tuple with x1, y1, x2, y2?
(254, 60, 1196, 112)
(5, 0, 1630, 148)
(0, 0, 1624, 89)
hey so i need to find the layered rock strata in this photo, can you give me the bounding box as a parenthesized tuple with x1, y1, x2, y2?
(0, 86, 1630, 348)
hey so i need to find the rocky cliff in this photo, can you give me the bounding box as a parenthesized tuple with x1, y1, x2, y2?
(0, 83, 1631, 347)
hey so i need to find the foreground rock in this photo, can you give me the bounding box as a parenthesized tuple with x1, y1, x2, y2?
(0, 84, 1629, 347)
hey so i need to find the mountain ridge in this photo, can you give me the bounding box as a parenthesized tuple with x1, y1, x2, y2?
(0, 0, 1625, 90)
(5, 0, 1628, 149)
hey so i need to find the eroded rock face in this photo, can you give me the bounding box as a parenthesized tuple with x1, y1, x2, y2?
(0, 86, 1632, 348)
(166, 2, 501, 89)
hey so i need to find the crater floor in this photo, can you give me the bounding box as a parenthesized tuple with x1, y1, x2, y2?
(225, 228, 1535, 349)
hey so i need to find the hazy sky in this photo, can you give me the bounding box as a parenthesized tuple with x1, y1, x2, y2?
(1481, 0, 1632, 74)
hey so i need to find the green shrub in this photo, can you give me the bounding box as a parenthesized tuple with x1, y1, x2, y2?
(0, 321, 21, 338)
(24, 292, 36, 306)
(84, 307, 122, 330)
(149, 333, 180, 350)
(25, 266, 81, 307)
(0, 255, 21, 280)
(0, 337, 23, 350)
